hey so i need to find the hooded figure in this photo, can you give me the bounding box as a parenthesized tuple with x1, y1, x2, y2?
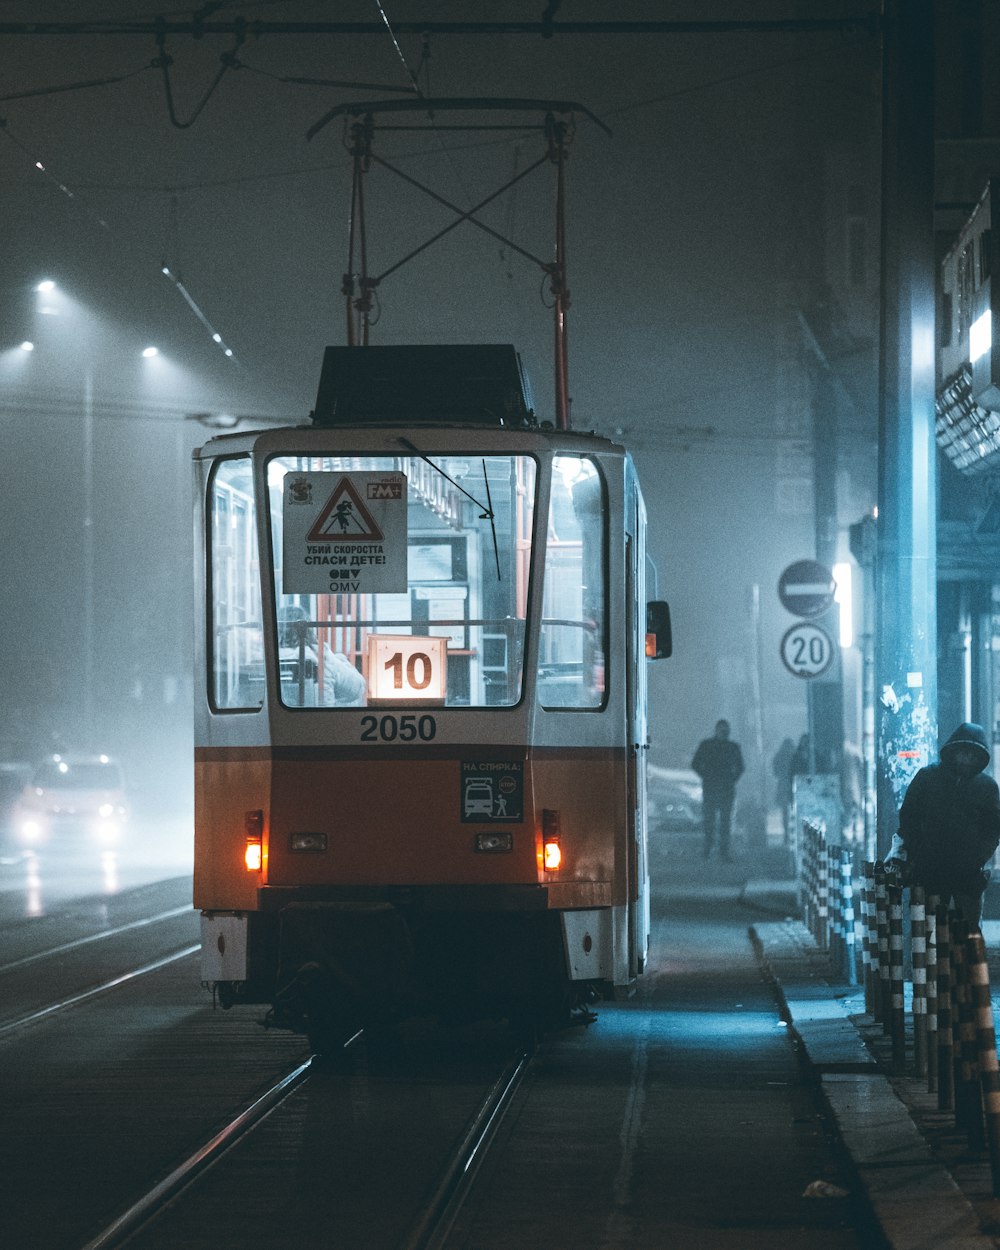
(892, 722, 1000, 924)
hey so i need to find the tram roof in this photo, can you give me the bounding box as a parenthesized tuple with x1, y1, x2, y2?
(312, 344, 535, 428)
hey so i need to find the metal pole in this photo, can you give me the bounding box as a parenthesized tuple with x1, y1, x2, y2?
(911, 886, 927, 1076)
(83, 366, 94, 743)
(969, 931, 1000, 1195)
(548, 115, 571, 431)
(875, 861, 890, 1024)
(926, 894, 939, 1093)
(936, 904, 955, 1111)
(888, 880, 906, 1072)
(863, 861, 877, 1012)
(875, 0, 937, 856)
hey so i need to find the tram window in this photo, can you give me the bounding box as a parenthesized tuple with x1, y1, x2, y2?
(539, 457, 607, 710)
(209, 458, 264, 711)
(266, 454, 536, 708)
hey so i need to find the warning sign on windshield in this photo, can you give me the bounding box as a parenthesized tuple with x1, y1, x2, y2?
(282, 471, 408, 594)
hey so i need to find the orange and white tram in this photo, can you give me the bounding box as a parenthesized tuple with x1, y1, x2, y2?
(193, 344, 670, 1044)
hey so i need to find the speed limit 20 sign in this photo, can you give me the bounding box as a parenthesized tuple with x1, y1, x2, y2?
(780, 622, 834, 680)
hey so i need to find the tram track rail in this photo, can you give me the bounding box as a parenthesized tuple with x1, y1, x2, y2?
(81, 1036, 531, 1250)
(0, 904, 193, 975)
(401, 1049, 531, 1250)
(80, 1052, 322, 1250)
(0, 943, 200, 1038)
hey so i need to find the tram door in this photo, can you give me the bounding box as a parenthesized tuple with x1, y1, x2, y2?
(626, 490, 651, 977)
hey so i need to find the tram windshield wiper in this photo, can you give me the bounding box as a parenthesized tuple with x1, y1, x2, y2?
(398, 437, 502, 580)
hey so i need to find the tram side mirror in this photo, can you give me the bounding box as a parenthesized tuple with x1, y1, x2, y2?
(646, 601, 672, 659)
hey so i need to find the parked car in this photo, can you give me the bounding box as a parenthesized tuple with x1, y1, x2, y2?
(14, 753, 129, 847)
(648, 765, 702, 830)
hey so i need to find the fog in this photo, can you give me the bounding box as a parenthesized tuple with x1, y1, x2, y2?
(0, 3, 881, 841)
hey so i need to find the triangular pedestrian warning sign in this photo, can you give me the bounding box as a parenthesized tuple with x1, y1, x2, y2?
(307, 477, 385, 542)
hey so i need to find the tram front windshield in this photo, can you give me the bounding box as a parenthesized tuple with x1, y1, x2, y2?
(208, 452, 607, 712)
(267, 454, 535, 709)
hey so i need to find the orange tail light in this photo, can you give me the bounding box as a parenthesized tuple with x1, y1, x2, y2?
(542, 808, 562, 872)
(245, 809, 264, 872)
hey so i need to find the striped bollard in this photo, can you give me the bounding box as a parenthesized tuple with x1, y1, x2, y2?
(875, 862, 890, 1027)
(925, 894, 939, 1093)
(817, 837, 830, 950)
(888, 880, 906, 1073)
(827, 844, 842, 970)
(957, 921, 986, 1148)
(969, 931, 1000, 1195)
(951, 914, 966, 1124)
(862, 862, 876, 1013)
(936, 904, 955, 1111)
(911, 886, 928, 1078)
(841, 849, 857, 985)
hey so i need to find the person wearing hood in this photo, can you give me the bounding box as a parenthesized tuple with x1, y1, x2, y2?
(889, 722, 1000, 926)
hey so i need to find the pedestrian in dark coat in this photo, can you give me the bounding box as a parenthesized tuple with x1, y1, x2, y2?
(890, 722, 1000, 926)
(692, 719, 745, 861)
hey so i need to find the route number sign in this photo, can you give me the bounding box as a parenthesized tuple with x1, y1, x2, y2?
(367, 635, 447, 704)
(780, 622, 834, 680)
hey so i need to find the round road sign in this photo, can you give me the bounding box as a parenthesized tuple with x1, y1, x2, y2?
(778, 559, 836, 618)
(780, 622, 834, 680)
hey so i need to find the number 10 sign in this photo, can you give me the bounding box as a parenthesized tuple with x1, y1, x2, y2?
(780, 621, 834, 680)
(368, 635, 447, 704)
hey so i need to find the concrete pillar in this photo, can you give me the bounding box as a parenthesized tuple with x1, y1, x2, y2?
(875, 0, 938, 855)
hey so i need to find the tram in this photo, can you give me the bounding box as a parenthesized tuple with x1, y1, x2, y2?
(194, 343, 669, 1042)
(193, 101, 670, 1046)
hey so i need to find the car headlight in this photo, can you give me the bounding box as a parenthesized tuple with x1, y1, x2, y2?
(19, 818, 42, 842)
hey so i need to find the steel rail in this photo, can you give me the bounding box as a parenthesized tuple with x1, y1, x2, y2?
(401, 1049, 532, 1250)
(79, 1054, 319, 1250)
(80, 1029, 363, 1250)
(0, 944, 199, 1038)
(0, 905, 193, 974)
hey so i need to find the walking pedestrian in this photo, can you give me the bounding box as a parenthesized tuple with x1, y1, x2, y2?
(692, 719, 745, 861)
(887, 722, 1000, 927)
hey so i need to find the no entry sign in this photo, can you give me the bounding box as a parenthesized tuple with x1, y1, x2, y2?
(778, 559, 836, 619)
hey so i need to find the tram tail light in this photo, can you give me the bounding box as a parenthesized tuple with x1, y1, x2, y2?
(244, 809, 264, 873)
(542, 808, 562, 872)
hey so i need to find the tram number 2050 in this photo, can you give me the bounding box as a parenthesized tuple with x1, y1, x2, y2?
(361, 714, 437, 742)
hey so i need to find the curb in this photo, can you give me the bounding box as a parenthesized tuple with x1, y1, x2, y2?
(751, 920, 997, 1250)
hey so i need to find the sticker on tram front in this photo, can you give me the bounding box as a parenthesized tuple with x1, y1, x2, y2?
(282, 471, 408, 595)
(460, 761, 524, 823)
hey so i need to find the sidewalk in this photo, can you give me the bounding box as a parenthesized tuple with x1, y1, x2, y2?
(751, 909, 1000, 1250)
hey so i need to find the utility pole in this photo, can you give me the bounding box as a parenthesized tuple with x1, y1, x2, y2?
(875, 0, 937, 855)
